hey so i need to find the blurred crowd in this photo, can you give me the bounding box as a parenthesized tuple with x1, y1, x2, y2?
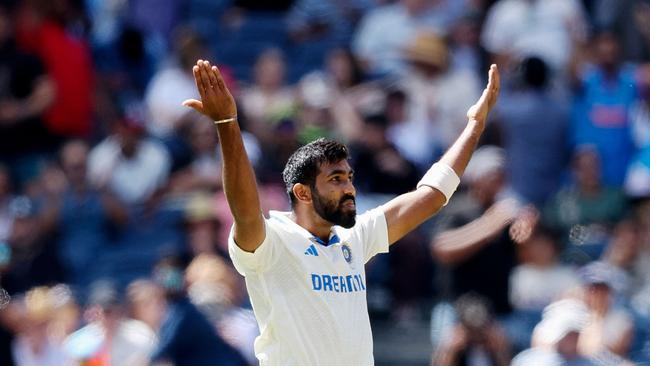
(0, 0, 650, 365)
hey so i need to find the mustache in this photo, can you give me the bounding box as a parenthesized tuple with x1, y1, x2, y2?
(339, 195, 356, 206)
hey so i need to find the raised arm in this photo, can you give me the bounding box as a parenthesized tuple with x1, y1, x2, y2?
(183, 60, 264, 252)
(382, 65, 500, 244)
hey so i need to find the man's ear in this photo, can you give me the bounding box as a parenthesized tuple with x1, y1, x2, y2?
(292, 183, 312, 204)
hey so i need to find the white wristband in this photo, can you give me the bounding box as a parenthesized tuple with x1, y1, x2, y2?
(417, 163, 460, 205)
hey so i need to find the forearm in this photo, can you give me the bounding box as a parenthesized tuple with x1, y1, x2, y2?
(432, 216, 507, 264)
(22, 77, 55, 119)
(216, 121, 265, 249)
(439, 119, 484, 177)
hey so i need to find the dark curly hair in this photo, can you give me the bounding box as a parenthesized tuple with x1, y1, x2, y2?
(282, 138, 349, 206)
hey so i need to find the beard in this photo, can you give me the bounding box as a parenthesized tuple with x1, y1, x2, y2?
(312, 187, 356, 228)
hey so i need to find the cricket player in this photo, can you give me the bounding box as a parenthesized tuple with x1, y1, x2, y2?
(183, 60, 500, 365)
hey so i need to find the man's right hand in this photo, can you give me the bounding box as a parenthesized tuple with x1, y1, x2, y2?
(182, 60, 237, 122)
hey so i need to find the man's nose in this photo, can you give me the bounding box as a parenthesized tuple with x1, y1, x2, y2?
(343, 179, 356, 196)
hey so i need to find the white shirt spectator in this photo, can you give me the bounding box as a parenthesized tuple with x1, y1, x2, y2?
(400, 69, 480, 150)
(12, 336, 71, 366)
(481, 0, 587, 70)
(145, 63, 198, 137)
(509, 264, 580, 311)
(64, 319, 157, 366)
(88, 137, 170, 203)
(352, 1, 458, 73)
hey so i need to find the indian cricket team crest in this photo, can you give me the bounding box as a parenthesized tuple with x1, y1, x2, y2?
(341, 243, 353, 263)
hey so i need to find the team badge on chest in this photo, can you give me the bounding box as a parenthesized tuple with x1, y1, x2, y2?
(341, 244, 353, 264)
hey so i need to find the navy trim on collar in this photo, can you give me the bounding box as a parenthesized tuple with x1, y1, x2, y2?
(312, 234, 340, 247)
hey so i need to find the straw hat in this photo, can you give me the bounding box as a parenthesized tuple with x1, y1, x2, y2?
(403, 32, 449, 69)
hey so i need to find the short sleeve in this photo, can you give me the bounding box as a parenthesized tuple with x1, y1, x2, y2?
(354, 207, 389, 263)
(228, 218, 282, 275)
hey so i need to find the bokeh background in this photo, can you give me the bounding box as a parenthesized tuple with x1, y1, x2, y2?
(0, 0, 650, 365)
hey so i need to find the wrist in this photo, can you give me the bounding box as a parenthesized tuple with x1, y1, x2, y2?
(214, 115, 237, 125)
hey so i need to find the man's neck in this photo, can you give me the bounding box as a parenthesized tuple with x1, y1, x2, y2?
(293, 207, 333, 242)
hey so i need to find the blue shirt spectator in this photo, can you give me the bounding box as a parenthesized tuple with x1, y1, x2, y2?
(496, 57, 570, 207)
(571, 32, 637, 187)
(151, 296, 246, 366)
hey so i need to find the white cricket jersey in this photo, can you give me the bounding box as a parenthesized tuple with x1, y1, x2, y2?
(228, 208, 389, 366)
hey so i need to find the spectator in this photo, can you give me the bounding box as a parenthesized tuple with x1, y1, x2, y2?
(126, 279, 166, 333)
(590, 0, 650, 62)
(495, 56, 570, 207)
(1, 196, 62, 295)
(169, 118, 223, 194)
(286, 0, 373, 44)
(399, 31, 481, 152)
(64, 280, 157, 366)
(430, 146, 525, 316)
(40, 140, 127, 288)
(625, 198, 650, 322)
(513, 299, 597, 366)
(150, 257, 246, 366)
(0, 2, 56, 185)
(570, 30, 637, 187)
(88, 113, 171, 204)
(11, 287, 72, 366)
(510, 225, 580, 312)
(352, 0, 471, 75)
(447, 11, 490, 80)
(350, 114, 420, 195)
(185, 254, 258, 365)
(240, 48, 295, 142)
(14, 0, 94, 140)
(544, 147, 628, 258)
(145, 27, 237, 139)
(183, 193, 224, 256)
(433, 293, 511, 366)
(384, 89, 435, 169)
(507, 225, 581, 350)
(94, 26, 157, 108)
(481, 0, 588, 70)
(578, 261, 635, 361)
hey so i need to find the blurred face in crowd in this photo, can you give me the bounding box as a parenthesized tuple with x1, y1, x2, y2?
(470, 170, 505, 207)
(326, 49, 358, 89)
(594, 32, 620, 70)
(116, 120, 144, 158)
(573, 149, 601, 192)
(311, 160, 356, 228)
(127, 281, 166, 331)
(188, 219, 220, 255)
(255, 49, 286, 91)
(61, 141, 89, 187)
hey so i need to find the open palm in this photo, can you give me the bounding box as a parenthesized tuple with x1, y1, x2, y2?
(466, 64, 500, 126)
(183, 60, 237, 121)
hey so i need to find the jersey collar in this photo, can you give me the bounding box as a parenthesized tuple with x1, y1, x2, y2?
(269, 210, 341, 247)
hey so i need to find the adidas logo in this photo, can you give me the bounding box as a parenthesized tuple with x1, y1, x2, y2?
(304, 244, 319, 256)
